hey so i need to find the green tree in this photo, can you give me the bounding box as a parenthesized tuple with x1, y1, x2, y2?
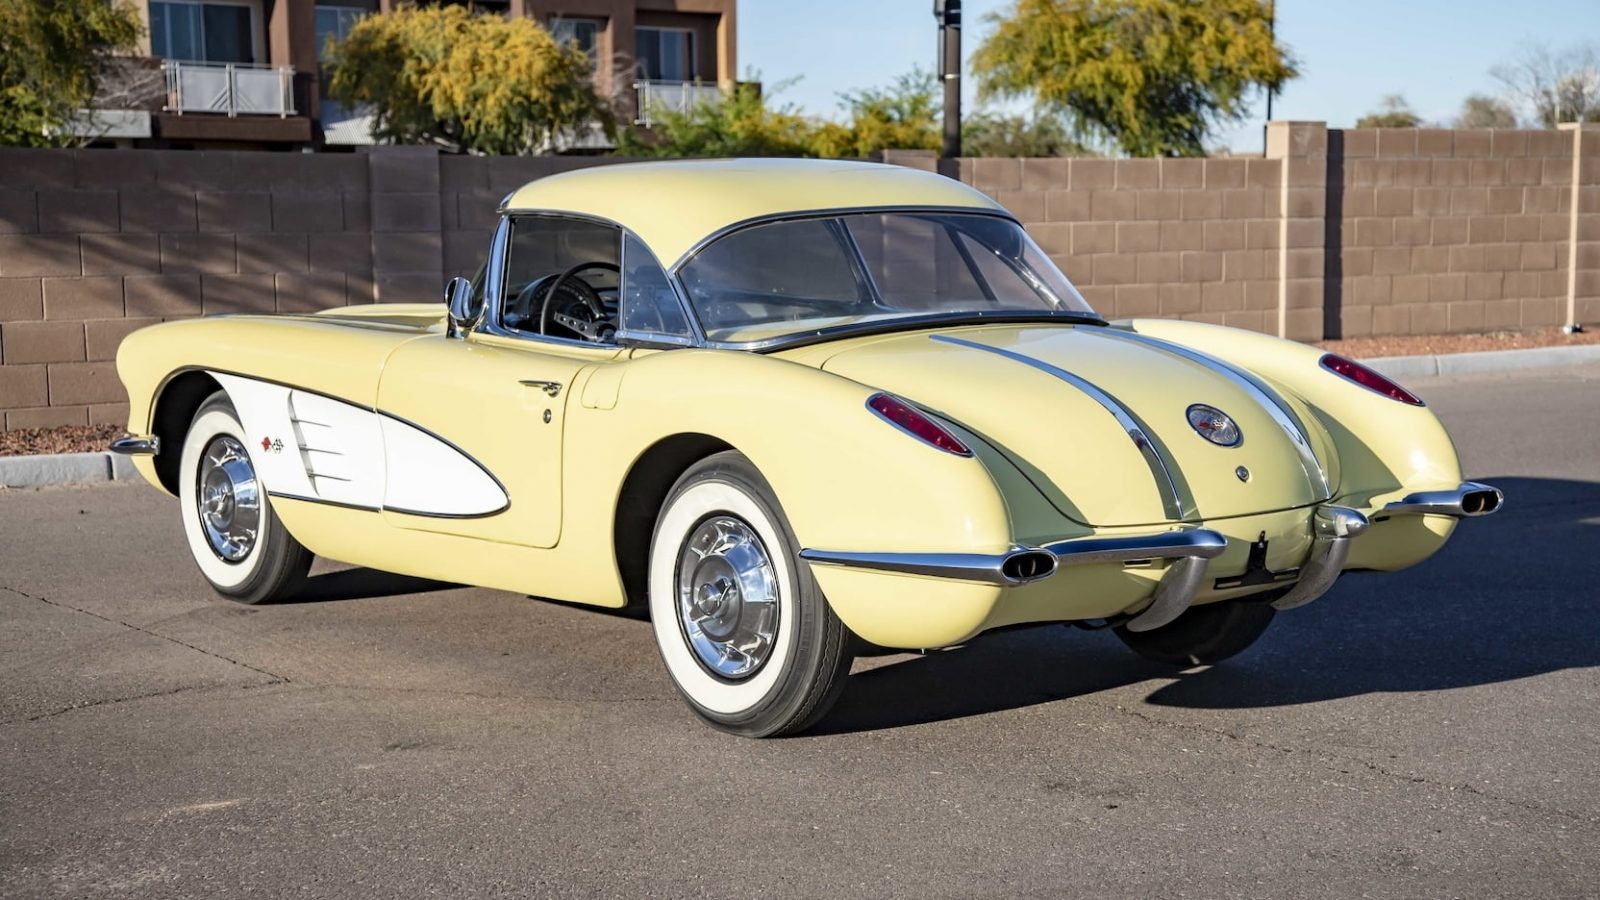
(811, 70, 941, 158)
(1355, 94, 1422, 128)
(325, 5, 612, 154)
(0, 0, 142, 147)
(963, 110, 1089, 157)
(1455, 94, 1518, 129)
(617, 81, 819, 158)
(972, 0, 1295, 157)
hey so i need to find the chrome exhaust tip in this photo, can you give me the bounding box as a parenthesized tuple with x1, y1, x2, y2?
(1382, 481, 1504, 518)
(1458, 486, 1502, 516)
(1000, 550, 1057, 584)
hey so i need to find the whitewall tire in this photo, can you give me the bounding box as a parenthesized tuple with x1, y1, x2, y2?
(649, 451, 853, 737)
(178, 392, 312, 604)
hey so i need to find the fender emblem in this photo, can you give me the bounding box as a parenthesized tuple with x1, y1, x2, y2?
(260, 436, 284, 454)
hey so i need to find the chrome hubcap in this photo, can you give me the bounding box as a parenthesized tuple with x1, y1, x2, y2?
(676, 516, 779, 680)
(197, 436, 260, 563)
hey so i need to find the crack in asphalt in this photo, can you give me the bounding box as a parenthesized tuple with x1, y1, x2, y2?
(299, 681, 664, 705)
(0, 584, 290, 683)
(10, 681, 285, 726)
(1093, 699, 1600, 829)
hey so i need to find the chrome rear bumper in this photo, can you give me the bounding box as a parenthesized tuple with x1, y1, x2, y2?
(800, 528, 1229, 633)
(110, 435, 160, 456)
(800, 503, 1383, 632)
(1268, 506, 1369, 611)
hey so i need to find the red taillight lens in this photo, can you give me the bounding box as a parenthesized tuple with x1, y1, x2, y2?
(867, 393, 972, 456)
(1319, 353, 1424, 406)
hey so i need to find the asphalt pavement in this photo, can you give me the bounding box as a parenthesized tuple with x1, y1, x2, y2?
(3, 365, 1598, 899)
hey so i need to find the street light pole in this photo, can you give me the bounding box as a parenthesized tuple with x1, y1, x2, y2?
(1263, 0, 1276, 152)
(935, 0, 962, 158)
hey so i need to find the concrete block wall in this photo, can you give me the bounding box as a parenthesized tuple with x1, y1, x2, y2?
(958, 148, 1299, 336)
(1, 128, 1596, 431)
(1328, 125, 1597, 337)
(0, 149, 372, 430)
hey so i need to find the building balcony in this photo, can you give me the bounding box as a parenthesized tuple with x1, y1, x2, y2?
(633, 80, 725, 126)
(164, 60, 297, 118)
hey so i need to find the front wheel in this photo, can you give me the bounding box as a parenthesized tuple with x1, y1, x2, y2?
(178, 392, 312, 604)
(648, 451, 853, 737)
(1113, 595, 1277, 667)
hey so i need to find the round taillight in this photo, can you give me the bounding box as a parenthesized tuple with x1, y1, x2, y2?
(866, 393, 972, 456)
(1319, 354, 1424, 406)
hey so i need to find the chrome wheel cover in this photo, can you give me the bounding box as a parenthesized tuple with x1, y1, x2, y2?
(675, 515, 780, 680)
(196, 435, 261, 563)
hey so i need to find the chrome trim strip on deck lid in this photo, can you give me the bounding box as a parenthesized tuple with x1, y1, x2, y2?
(1094, 327, 1333, 501)
(930, 334, 1188, 521)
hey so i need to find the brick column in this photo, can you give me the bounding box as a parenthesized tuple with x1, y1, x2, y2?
(1266, 121, 1328, 341)
(1559, 123, 1600, 331)
(367, 147, 444, 304)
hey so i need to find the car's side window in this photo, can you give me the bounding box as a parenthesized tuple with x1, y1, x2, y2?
(498, 216, 621, 341)
(619, 232, 694, 340)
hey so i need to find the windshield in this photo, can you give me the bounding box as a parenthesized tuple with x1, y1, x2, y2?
(677, 211, 1097, 344)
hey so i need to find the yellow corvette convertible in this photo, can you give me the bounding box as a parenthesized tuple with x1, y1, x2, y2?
(114, 159, 1501, 736)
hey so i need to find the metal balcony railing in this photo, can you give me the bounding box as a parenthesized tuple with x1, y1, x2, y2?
(634, 80, 724, 126)
(164, 61, 295, 118)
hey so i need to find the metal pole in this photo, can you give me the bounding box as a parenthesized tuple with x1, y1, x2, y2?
(935, 0, 961, 158)
(1263, 0, 1275, 152)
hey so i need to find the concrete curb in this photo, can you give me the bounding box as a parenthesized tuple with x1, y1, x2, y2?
(1363, 343, 1600, 380)
(0, 452, 143, 489)
(2, 343, 1596, 490)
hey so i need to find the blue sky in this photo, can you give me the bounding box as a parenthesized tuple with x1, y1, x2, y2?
(739, 0, 1600, 153)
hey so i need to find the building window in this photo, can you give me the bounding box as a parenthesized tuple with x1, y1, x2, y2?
(551, 17, 603, 59)
(314, 3, 372, 62)
(150, 1, 257, 64)
(636, 27, 696, 82)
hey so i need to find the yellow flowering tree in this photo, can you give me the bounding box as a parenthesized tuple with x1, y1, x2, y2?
(973, 0, 1296, 157)
(0, 0, 143, 147)
(325, 5, 613, 154)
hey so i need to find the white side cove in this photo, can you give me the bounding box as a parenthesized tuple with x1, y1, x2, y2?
(210, 372, 508, 517)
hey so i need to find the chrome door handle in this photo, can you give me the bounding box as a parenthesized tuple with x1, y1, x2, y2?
(520, 379, 562, 397)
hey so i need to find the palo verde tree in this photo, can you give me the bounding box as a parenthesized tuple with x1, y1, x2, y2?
(811, 70, 942, 158)
(963, 110, 1088, 157)
(617, 79, 821, 158)
(1355, 94, 1423, 128)
(1455, 94, 1518, 129)
(325, 5, 613, 154)
(0, 0, 143, 147)
(972, 0, 1296, 157)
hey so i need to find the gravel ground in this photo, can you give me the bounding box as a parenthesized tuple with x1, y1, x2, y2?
(1315, 326, 1598, 359)
(1, 327, 1592, 457)
(0, 424, 123, 458)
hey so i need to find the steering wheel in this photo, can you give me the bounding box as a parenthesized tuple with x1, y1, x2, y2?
(533, 261, 620, 342)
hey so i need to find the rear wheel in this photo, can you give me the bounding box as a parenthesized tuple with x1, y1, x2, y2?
(178, 392, 312, 605)
(648, 451, 853, 737)
(1113, 595, 1277, 666)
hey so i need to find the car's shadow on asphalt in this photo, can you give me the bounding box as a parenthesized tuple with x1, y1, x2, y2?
(283, 567, 461, 603)
(812, 476, 1600, 735)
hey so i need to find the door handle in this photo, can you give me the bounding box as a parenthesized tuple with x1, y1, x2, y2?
(520, 379, 562, 397)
